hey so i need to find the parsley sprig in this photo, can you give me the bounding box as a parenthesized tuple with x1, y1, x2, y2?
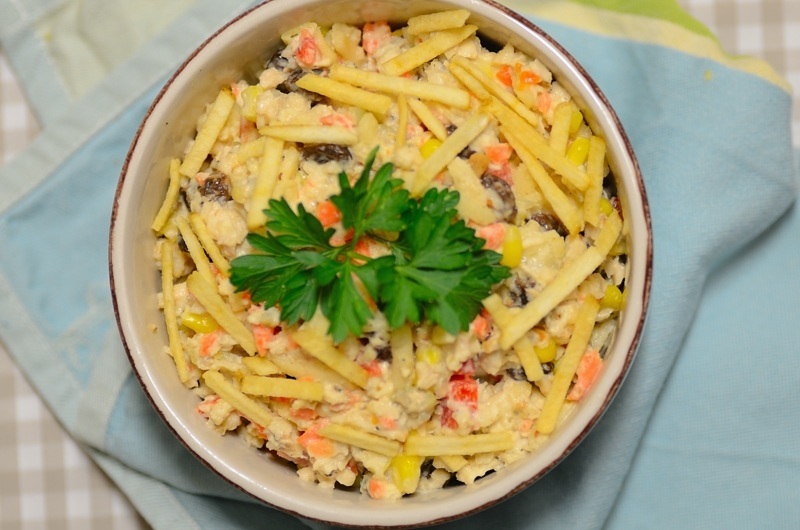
(229, 148, 510, 343)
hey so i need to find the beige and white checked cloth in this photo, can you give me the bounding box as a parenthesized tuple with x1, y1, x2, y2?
(0, 1, 798, 528)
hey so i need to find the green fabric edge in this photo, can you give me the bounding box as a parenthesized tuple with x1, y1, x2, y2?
(569, 0, 717, 40)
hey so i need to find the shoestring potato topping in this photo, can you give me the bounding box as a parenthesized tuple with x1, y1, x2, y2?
(151, 8, 629, 499)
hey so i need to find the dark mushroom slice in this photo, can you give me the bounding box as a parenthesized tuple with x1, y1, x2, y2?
(198, 173, 232, 203)
(301, 143, 352, 164)
(266, 47, 328, 105)
(527, 211, 568, 238)
(480, 173, 517, 223)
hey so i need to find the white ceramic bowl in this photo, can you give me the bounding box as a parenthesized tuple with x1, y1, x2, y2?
(110, 0, 652, 526)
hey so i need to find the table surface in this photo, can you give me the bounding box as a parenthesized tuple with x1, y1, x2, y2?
(1, 1, 798, 528)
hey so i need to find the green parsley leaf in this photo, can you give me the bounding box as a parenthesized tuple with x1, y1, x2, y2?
(229, 146, 510, 343)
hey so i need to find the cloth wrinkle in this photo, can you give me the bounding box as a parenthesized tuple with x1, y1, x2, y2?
(0, 1, 797, 529)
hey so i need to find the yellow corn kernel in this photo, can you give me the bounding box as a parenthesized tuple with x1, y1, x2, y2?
(534, 332, 557, 363)
(420, 137, 442, 159)
(241, 85, 264, 122)
(569, 109, 584, 134)
(417, 345, 442, 364)
(500, 224, 522, 268)
(390, 454, 423, 494)
(601, 284, 625, 311)
(599, 197, 614, 216)
(566, 136, 590, 166)
(181, 312, 219, 334)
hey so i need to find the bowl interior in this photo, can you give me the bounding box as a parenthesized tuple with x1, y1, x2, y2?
(110, 0, 651, 526)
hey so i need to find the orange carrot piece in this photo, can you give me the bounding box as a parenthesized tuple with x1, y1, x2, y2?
(316, 200, 342, 228)
(567, 348, 603, 401)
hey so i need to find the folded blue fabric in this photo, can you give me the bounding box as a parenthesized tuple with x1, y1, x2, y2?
(0, 1, 797, 529)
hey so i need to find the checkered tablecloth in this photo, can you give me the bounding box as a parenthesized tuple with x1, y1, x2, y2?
(0, 1, 798, 528)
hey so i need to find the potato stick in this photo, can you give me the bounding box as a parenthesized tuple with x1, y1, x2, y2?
(296, 73, 392, 116)
(453, 56, 542, 130)
(258, 124, 358, 145)
(151, 159, 182, 232)
(447, 62, 491, 101)
(160, 241, 191, 386)
(176, 216, 216, 286)
(247, 136, 284, 230)
(329, 64, 470, 109)
(291, 325, 370, 389)
(404, 432, 514, 456)
(447, 157, 495, 225)
(488, 97, 589, 191)
(407, 98, 448, 140)
(481, 293, 512, 323)
(593, 209, 623, 255)
(435, 454, 468, 472)
(381, 25, 477, 76)
(272, 144, 300, 201)
(241, 375, 324, 402)
(548, 102, 573, 156)
(318, 424, 402, 457)
(513, 335, 544, 382)
(395, 94, 409, 153)
(406, 9, 471, 35)
(390, 325, 414, 391)
(270, 349, 354, 388)
(498, 214, 622, 349)
(502, 127, 583, 235)
(203, 370, 274, 428)
(536, 296, 599, 434)
(236, 137, 266, 163)
(242, 356, 281, 376)
(186, 272, 257, 355)
(583, 136, 607, 227)
(357, 111, 379, 147)
(188, 212, 229, 275)
(180, 88, 235, 177)
(413, 113, 490, 195)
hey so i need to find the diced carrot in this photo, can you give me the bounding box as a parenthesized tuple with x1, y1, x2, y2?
(475, 223, 506, 251)
(567, 348, 603, 401)
(252, 324, 276, 356)
(295, 28, 319, 68)
(537, 91, 552, 115)
(316, 200, 342, 228)
(485, 143, 513, 165)
(195, 395, 220, 418)
(517, 69, 541, 88)
(470, 313, 490, 341)
(320, 113, 355, 129)
(199, 329, 222, 357)
(377, 415, 397, 430)
(354, 236, 375, 258)
(290, 407, 318, 421)
(298, 424, 335, 458)
(368, 476, 388, 499)
(362, 21, 391, 56)
(495, 64, 513, 87)
(362, 359, 383, 377)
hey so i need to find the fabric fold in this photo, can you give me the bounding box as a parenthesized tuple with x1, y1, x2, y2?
(0, 1, 796, 529)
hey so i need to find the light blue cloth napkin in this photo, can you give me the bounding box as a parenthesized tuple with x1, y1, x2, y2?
(1, 1, 798, 528)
